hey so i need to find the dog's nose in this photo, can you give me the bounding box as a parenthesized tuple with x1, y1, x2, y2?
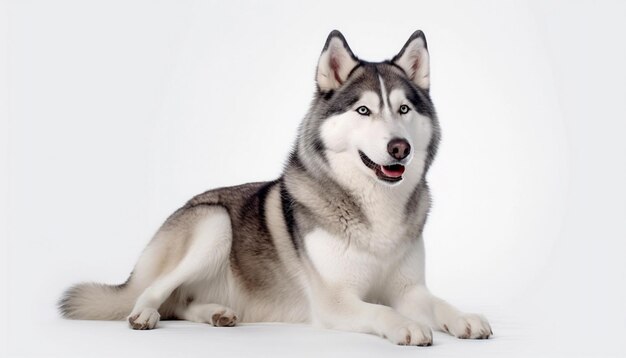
(387, 138, 411, 160)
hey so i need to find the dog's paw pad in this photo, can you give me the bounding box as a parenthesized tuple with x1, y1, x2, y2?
(210, 309, 238, 327)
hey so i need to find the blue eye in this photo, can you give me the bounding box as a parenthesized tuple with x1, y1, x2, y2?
(399, 105, 410, 114)
(356, 106, 371, 116)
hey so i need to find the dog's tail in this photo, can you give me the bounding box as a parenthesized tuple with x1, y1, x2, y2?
(58, 278, 137, 320)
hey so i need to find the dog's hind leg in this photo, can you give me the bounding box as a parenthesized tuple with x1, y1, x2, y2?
(175, 303, 238, 327)
(128, 205, 232, 330)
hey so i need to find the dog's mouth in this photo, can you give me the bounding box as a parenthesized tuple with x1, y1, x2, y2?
(358, 150, 405, 183)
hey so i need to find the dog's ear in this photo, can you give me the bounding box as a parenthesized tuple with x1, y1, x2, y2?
(392, 30, 430, 90)
(316, 30, 359, 91)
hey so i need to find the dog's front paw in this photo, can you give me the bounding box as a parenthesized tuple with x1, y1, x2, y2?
(442, 313, 492, 339)
(386, 322, 433, 346)
(128, 308, 160, 330)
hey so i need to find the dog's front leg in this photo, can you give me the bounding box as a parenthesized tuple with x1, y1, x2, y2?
(391, 285, 492, 339)
(310, 287, 433, 346)
(386, 238, 492, 339)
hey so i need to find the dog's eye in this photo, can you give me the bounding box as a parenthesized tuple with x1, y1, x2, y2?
(356, 106, 371, 116)
(399, 105, 410, 114)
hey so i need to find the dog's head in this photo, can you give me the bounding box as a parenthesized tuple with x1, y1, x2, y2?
(296, 30, 440, 190)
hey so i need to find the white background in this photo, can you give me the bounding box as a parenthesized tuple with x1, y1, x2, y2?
(2, 0, 625, 357)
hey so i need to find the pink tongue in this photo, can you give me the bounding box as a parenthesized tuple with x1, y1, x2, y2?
(381, 165, 405, 178)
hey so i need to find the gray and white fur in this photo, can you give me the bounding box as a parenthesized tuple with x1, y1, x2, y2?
(59, 30, 492, 345)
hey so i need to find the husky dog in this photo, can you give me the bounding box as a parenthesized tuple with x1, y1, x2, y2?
(60, 30, 492, 345)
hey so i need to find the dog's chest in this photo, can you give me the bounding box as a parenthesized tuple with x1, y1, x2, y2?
(304, 217, 412, 294)
(301, 182, 419, 295)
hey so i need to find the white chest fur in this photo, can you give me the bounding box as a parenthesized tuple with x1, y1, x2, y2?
(303, 205, 416, 301)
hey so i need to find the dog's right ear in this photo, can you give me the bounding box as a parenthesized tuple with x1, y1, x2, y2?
(316, 30, 359, 92)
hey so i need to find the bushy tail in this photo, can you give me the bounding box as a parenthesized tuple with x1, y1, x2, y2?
(58, 280, 137, 320)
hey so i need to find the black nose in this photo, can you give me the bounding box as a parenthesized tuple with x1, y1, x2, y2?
(387, 138, 411, 160)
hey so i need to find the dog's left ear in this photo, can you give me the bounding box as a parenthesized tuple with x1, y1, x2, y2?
(392, 30, 430, 90)
(316, 30, 359, 91)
